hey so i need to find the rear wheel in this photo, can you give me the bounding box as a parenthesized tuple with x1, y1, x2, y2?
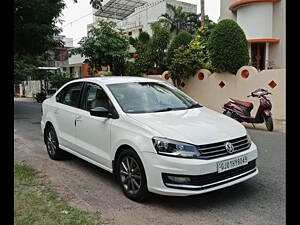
(264, 116, 274, 131)
(45, 125, 66, 160)
(116, 149, 150, 202)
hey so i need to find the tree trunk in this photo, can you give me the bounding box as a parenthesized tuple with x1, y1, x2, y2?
(201, 0, 205, 27)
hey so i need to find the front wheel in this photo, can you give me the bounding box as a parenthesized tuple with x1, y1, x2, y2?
(264, 116, 274, 131)
(116, 149, 150, 202)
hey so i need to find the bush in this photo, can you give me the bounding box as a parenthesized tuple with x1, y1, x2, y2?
(124, 61, 143, 76)
(207, 19, 249, 74)
(166, 31, 193, 66)
(149, 22, 170, 73)
(138, 31, 150, 44)
(49, 72, 74, 89)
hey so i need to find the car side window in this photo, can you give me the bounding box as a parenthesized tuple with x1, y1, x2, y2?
(56, 82, 83, 108)
(83, 84, 110, 111)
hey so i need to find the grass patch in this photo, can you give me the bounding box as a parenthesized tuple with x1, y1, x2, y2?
(14, 163, 103, 225)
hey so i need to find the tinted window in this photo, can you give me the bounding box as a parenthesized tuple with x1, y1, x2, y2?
(56, 82, 83, 108)
(82, 83, 110, 111)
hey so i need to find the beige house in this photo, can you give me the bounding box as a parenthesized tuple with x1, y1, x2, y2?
(219, 0, 285, 71)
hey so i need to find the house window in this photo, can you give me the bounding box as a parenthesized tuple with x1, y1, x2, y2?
(251, 43, 266, 71)
(139, 28, 143, 33)
(128, 32, 132, 36)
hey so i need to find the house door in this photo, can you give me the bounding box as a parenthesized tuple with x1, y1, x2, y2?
(251, 43, 266, 71)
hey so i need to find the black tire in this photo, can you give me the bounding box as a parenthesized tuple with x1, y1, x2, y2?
(264, 116, 274, 131)
(44, 125, 66, 160)
(223, 110, 232, 117)
(116, 149, 150, 202)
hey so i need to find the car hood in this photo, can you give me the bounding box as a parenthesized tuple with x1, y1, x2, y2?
(127, 107, 247, 145)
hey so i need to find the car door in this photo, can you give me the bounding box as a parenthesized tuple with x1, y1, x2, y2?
(54, 82, 84, 151)
(73, 82, 112, 169)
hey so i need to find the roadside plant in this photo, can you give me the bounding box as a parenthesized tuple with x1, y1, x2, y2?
(48, 72, 74, 89)
(169, 43, 205, 88)
(166, 31, 193, 67)
(207, 19, 249, 74)
(148, 22, 171, 74)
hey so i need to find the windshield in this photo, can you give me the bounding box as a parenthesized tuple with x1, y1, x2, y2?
(107, 82, 201, 113)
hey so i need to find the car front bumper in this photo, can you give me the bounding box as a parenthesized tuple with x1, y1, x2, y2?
(141, 142, 258, 196)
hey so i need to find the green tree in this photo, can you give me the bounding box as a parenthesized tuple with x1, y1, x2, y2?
(14, 0, 65, 56)
(207, 19, 249, 74)
(14, 0, 66, 84)
(148, 22, 171, 74)
(159, 4, 201, 35)
(126, 31, 153, 76)
(166, 31, 193, 66)
(72, 20, 129, 76)
(169, 42, 205, 88)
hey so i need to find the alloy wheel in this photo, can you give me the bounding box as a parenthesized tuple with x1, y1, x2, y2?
(119, 156, 142, 195)
(46, 129, 57, 156)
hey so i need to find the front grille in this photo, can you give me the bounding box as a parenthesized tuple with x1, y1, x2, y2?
(162, 160, 256, 190)
(197, 135, 251, 159)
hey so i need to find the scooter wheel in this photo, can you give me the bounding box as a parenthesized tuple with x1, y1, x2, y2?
(264, 116, 273, 131)
(223, 110, 232, 117)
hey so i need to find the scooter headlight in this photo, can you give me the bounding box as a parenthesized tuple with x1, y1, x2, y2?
(152, 137, 200, 158)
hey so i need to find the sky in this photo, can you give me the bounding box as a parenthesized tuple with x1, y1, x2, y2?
(58, 0, 220, 47)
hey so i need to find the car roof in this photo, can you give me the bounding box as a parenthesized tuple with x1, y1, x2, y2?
(72, 76, 165, 85)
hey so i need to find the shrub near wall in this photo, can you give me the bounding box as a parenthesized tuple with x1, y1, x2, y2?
(208, 19, 249, 74)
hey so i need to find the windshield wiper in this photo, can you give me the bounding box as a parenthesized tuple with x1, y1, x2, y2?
(187, 103, 202, 109)
(152, 107, 175, 112)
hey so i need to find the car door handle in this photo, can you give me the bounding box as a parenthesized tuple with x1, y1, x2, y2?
(54, 109, 59, 114)
(75, 115, 82, 126)
(75, 115, 82, 121)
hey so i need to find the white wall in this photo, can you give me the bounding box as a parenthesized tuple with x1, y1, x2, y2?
(237, 2, 273, 39)
(68, 53, 86, 65)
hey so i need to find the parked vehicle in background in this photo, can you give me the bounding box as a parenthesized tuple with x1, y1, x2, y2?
(223, 88, 273, 131)
(41, 76, 258, 202)
(34, 90, 47, 103)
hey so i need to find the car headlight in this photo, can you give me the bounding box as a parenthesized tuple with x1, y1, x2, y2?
(152, 137, 200, 158)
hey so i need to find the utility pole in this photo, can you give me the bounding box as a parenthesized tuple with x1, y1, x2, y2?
(201, 0, 205, 27)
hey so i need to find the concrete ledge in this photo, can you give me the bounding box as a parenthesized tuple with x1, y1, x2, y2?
(14, 97, 36, 103)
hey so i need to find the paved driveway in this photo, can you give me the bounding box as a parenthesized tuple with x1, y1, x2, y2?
(14, 101, 286, 225)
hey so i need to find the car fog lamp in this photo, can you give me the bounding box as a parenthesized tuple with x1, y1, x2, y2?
(167, 176, 191, 184)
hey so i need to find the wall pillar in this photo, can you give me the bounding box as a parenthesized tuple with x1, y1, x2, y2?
(265, 42, 269, 69)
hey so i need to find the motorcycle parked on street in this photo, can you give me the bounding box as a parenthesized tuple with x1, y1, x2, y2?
(34, 90, 47, 103)
(223, 88, 273, 131)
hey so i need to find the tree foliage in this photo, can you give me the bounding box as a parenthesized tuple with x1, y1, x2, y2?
(14, 55, 48, 84)
(72, 20, 129, 76)
(166, 31, 193, 66)
(159, 4, 201, 35)
(148, 22, 171, 74)
(48, 72, 74, 89)
(14, 0, 65, 56)
(169, 42, 206, 88)
(207, 19, 249, 74)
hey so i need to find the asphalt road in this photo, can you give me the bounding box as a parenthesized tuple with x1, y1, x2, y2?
(14, 101, 286, 225)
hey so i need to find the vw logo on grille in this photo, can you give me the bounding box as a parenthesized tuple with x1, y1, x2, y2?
(225, 142, 234, 154)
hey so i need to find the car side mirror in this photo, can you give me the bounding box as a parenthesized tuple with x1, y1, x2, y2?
(89, 107, 112, 118)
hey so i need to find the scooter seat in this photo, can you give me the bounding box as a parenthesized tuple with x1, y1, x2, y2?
(230, 98, 253, 108)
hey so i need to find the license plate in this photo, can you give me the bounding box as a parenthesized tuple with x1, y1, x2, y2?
(217, 155, 248, 173)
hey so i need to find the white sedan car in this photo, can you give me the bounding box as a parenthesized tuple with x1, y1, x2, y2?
(41, 76, 258, 201)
